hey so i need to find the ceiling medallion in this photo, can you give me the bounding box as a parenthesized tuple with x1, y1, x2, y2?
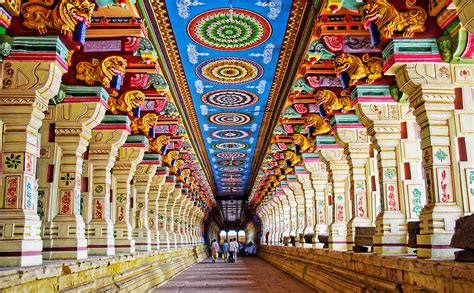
(187, 8, 271, 51)
(208, 112, 253, 126)
(213, 142, 249, 150)
(196, 57, 263, 85)
(217, 160, 246, 166)
(202, 89, 258, 108)
(220, 178, 244, 183)
(220, 173, 245, 177)
(210, 129, 251, 140)
(215, 152, 247, 159)
(218, 167, 245, 172)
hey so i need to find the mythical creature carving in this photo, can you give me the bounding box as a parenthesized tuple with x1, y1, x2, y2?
(21, 0, 95, 36)
(170, 159, 184, 175)
(361, 0, 427, 38)
(277, 159, 294, 175)
(314, 89, 352, 114)
(108, 90, 145, 116)
(76, 56, 127, 88)
(292, 133, 315, 153)
(334, 53, 383, 86)
(162, 150, 179, 167)
(149, 135, 170, 154)
(266, 175, 280, 188)
(303, 114, 331, 136)
(178, 168, 191, 184)
(272, 166, 286, 181)
(130, 113, 159, 135)
(284, 151, 301, 167)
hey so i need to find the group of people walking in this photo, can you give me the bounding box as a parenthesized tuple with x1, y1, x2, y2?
(210, 238, 239, 263)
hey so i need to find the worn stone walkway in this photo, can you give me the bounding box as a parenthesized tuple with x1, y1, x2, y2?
(151, 256, 316, 293)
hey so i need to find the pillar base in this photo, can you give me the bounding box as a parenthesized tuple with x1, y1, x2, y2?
(373, 211, 408, 254)
(328, 223, 348, 251)
(416, 203, 462, 259)
(0, 239, 43, 267)
(114, 238, 136, 254)
(43, 215, 88, 260)
(159, 233, 170, 249)
(133, 228, 151, 252)
(86, 220, 115, 256)
(347, 217, 372, 251)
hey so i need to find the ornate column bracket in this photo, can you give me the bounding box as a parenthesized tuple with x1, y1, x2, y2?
(0, 36, 67, 267)
(331, 113, 374, 249)
(112, 135, 148, 254)
(317, 136, 350, 251)
(87, 115, 130, 256)
(395, 61, 464, 258)
(302, 152, 329, 248)
(132, 154, 160, 252)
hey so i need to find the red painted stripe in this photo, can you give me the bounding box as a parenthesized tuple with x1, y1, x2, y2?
(6, 52, 68, 71)
(114, 245, 132, 248)
(42, 246, 88, 251)
(94, 124, 131, 132)
(88, 245, 114, 248)
(123, 143, 147, 148)
(0, 250, 42, 257)
(416, 244, 453, 249)
(372, 243, 408, 247)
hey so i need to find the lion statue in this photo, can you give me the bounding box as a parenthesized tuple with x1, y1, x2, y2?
(284, 151, 301, 167)
(361, 0, 427, 38)
(303, 114, 331, 136)
(314, 89, 352, 114)
(21, 0, 95, 36)
(170, 159, 184, 175)
(149, 135, 170, 154)
(108, 90, 145, 116)
(292, 133, 315, 153)
(76, 56, 127, 88)
(334, 53, 383, 86)
(162, 150, 179, 167)
(130, 113, 159, 135)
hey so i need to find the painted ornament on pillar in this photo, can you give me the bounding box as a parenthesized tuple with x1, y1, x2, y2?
(410, 186, 423, 216)
(117, 206, 125, 222)
(468, 169, 474, 197)
(357, 194, 365, 217)
(5, 176, 20, 208)
(386, 183, 398, 211)
(60, 190, 72, 214)
(25, 177, 33, 210)
(25, 153, 33, 173)
(337, 204, 344, 222)
(438, 168, 452, 203)
(4, 153, 23, 171)
(95, 199, 103, 219)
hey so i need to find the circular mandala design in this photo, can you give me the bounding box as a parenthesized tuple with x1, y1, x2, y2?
(220, 173, 245, 177)
(188, 8, 271, 51)
(218, 167, 245, 172)
(211, 129, 250, 140)
(217, 160, 246, 166)
(208, 112, 252, 126)
(202, 89, 258, 108)
(220, 178, 243, 183)
(196, 58, 263, 85)
(215, 152, 247, 159)
(213, 142, 249, 150)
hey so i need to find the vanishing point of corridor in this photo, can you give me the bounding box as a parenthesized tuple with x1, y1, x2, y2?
(152, 256, 315, 293)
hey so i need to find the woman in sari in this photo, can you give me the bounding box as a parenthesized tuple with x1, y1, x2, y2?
(210, 239, 220, 263)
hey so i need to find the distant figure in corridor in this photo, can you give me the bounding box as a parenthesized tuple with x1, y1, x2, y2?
(223, 239, 229, 263)
(211, 239, 220, 263)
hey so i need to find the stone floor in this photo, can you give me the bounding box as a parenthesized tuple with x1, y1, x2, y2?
(151, 256, 316, 293)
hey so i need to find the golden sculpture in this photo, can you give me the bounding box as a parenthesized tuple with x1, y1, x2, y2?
(136, 210, 144, 229)
(277, 159, 294, 175)
(162, 150, 180, 167)
(130, 113, 159, 135)
(272, 166, 286, 181)
(284, 151, 301, 167)
(76, 56, 127, 88)
(178, 168, 191, 184)
(303, 114, 331, 136)
(334, 53, 383, 86)
(361, 0, 427, 38)
(266, 175, 280, 188)
(21, 0, 95, 36)
(292, 133, 314, 153)
(314, 89, 352, 114)
(108, 90, 145, 116)
(149, 135, 170, 154)
(170, 159, 184, 175)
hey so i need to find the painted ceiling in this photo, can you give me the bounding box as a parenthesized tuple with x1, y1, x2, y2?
(164, 0, 293, 197)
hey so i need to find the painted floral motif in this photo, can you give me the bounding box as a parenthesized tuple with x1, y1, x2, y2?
(25, 153, 33, 173)
(411, 188, 423, 216)
(117, 194, 126, 203)
(202, 89, 258, 108)
(5, 153, 22, 170)
(95, 185, 104, 193)
(188, 8, 271, 51)
(117, 206, 125, 222)
(60, 173, 75, 186)
(318, 210, 324, 224)
(469, 170, 474, 197)
(60, 191, 72, 214)
(355, 182, 365, 191)
(357, 194, 365, 217)
(196, 57, 264, 85)
(440, 169, 451, 203)
(25, 178, 33, 210)
(384, 168, 396, 180)
(387, 184, 398, 211)
(208, 112, 253, 126)
(337, 204, 344, 222)
(5, 176, 20, 208)
(435, 148, 448, 162)
(95, 199, 103, 218)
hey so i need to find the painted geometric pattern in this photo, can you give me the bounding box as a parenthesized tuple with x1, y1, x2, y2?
(166, 0, 292, 195)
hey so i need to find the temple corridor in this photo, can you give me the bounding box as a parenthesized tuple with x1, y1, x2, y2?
(152, 256, 316, 293)
(1, 0, 474, 291)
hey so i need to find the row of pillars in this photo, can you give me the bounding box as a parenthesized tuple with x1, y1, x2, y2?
(0, 37, 206, 267)
(258, 59, 474, 259)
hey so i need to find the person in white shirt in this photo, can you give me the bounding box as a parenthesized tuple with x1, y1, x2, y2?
(210, 239, 220, 263)
(228, 238, 236, 263)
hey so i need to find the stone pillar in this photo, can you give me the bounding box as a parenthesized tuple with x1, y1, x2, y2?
(396, 63, 464, 258)
(319, 145, 351, 251)
(87, 116, 130, 256)
(276, 188, 291, 245)
(287, 175, 306, 244)
(353, 85, 408, 254)
(332, 114, 374, 249)
(132, 155, 159, 252)
(295, 166, 316, 246)
(281, 182, 298, 244)
(169, 183, 183, 248)
(112, 135, 147, 253)
(302, 153, 329, 248)
(43, 90, 107, 260)
(151, 170, 169, 250)
(0, 36, 67, 266)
